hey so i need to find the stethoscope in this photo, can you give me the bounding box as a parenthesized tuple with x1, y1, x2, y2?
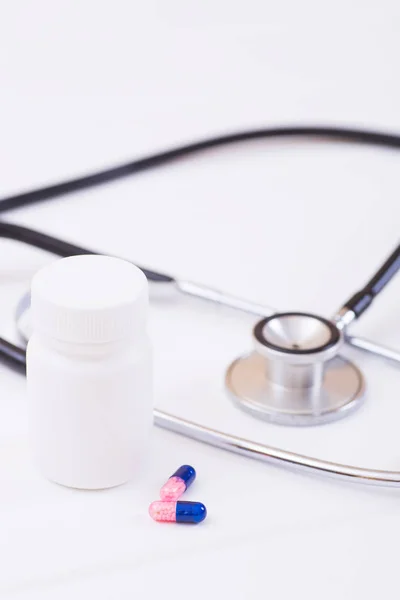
(1, 125, 400, 488)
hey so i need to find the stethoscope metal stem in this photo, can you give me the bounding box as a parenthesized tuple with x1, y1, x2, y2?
(345, 335, 400, 365)
(176, 280, 276, 317)
(154, 408, 400, 487)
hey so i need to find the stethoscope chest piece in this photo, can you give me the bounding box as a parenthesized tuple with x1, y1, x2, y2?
(226, 312, 365, 426)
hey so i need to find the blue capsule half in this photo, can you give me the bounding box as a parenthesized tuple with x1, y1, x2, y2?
(173, 465, 196, 487)
(176, 501, 207, 524)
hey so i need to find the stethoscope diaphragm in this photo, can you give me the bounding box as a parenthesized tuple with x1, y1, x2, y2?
(225, 313, 365, 426)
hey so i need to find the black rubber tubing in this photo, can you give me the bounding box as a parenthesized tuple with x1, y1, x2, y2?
(3, 125, 400, 213)
(1, 124, 400, 371)
(0, 222, 173, 283)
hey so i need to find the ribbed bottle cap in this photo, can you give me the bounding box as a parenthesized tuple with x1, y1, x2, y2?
(31, 255, 148, 344)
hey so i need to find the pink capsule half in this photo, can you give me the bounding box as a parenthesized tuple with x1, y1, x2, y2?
(160, 476, 186, 501)
(149, 500, 177, 522)
(159, 465, 196, 501)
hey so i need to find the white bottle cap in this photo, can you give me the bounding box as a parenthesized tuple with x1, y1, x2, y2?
(31, 255, 148, 344)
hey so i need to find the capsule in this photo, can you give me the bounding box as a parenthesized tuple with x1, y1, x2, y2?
(160, 465, 196, 501)
(149, 501, 207, 524)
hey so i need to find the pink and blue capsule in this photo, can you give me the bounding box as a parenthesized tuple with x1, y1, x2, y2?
(160, 465, 196, 501)
(149, 501, 207, 524)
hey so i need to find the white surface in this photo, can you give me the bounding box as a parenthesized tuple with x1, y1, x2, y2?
(0, 1, 400, 597)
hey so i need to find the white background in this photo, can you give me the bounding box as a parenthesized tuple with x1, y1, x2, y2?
(1, 1, 400, 598)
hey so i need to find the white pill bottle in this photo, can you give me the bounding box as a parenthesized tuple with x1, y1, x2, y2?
(26, 255, 152, 489)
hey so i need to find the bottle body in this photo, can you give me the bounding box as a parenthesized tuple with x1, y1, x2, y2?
(27, 333, 152, 489)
